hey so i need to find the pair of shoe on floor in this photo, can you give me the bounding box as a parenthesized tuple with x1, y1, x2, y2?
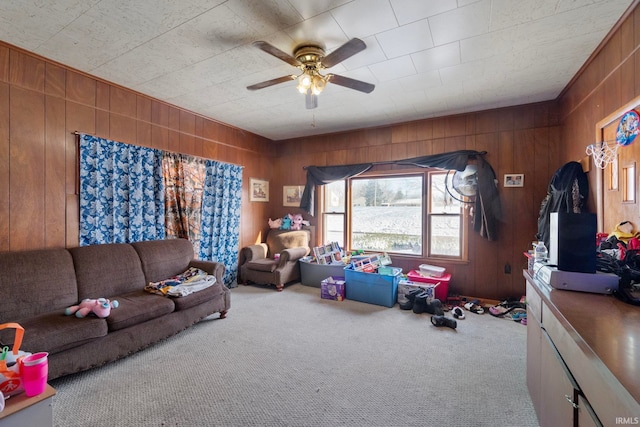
(400, 288, 444, 315)
(463, 299, 484, 314)
(401, 289, 457, 329)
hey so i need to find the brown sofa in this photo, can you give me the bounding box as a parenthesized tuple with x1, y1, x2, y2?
(0, 238, 229, 380)
(239, 229, 311, 291)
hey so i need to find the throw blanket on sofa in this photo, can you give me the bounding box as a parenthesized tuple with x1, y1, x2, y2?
(145, 267, 216, 297)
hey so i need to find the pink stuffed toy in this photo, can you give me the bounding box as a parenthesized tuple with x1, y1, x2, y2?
(268, 217, 282, 229)
(290, 214, 304, 230)
(65, 298, 119, 318)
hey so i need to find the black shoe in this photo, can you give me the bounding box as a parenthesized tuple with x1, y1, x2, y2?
(412, 291, 429, 313)
(399, 300, 414, 310)
(431, 315, 457, 329)
(405, 288, 423, 301)
(426, 298, 444, 316)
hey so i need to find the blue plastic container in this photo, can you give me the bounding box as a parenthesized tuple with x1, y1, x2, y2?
(344, 265, 402, 307)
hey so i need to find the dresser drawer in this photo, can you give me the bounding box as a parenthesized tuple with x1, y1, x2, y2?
(526, 280, 542, 324)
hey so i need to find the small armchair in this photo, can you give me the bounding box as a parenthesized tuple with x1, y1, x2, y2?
(240, 228, 311, 291)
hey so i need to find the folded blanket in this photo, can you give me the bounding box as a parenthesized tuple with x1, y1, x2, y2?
(145, 267, 216, 297)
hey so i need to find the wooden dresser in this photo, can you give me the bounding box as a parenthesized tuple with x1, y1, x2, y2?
(524, 270, 640, 427)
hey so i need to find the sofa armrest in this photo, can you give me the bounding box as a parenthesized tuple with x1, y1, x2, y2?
(189, 260, 225, 285)
(241, 243, 269, 263)
(278, 247, 309, 266)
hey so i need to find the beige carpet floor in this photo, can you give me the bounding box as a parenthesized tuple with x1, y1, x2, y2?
(50, 283, 539, 427)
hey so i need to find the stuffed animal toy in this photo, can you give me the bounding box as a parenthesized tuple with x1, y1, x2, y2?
(65, 298, 119, 318)
(290, 213, 304, 230)
(280, 214, 292, 230)
(268, 217, 282, 229)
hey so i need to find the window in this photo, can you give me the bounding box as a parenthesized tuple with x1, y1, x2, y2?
(428, 172, 462, 257)
(321, 170, 465, 259)
(321, 180, 346, 248)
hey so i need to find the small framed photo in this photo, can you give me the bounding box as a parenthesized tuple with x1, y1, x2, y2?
(283, 185, 304, 207)
(504, 174, 524, 187)
(250, 178, 269, 202)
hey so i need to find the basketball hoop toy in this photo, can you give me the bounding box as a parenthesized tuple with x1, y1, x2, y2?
(586, 140, 618, 169)
(587, 109, 639, 169)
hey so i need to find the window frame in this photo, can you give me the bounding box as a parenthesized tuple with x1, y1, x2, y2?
(319, 168, 469, 261)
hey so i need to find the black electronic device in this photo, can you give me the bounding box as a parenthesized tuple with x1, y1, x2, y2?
(549, 212, 596, 273)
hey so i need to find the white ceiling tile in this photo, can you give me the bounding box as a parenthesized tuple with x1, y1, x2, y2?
(368, 55, 416, 82)
(397, 70, 442, 92)
(284, 11, 349, 49)
(331, 0, 398, 39)
(0, 0, 633, 140)
(411, 42, 460, 73)
(389, 0, 457, 25)
(0, 0, 100, 50)
(428, 0, 491, 46)
(489, 0, 559, 31)
(287, 0, 353, 20)
(459, 27, 516, 63)
(376, 19, 433, 59)
(224, 0, 304, 36)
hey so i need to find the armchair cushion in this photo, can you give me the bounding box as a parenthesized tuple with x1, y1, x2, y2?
(246, 259, 278, 273)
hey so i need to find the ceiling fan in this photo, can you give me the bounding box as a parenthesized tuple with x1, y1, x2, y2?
(246, 38, 375, 109)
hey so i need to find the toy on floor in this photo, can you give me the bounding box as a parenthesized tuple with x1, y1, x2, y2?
(65, 298, 119, 318)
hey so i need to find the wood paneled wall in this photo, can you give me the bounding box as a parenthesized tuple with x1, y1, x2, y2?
(559, 2, 640, 233)
(271, 104, 564, 300)
(1, 1, 637, 300)
(0, 41, 273, 252)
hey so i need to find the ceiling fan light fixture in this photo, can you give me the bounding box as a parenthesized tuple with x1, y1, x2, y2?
(311, 74, 326, 95)
(297, 73, 312, 93)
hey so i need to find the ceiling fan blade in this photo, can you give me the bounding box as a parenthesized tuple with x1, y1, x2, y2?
(247, 75, 296, 91)
(321, 38, 367, 68)
(252, 41, 300, 67)
(328, 74, 375, 93)
(305, 90, 318, 109)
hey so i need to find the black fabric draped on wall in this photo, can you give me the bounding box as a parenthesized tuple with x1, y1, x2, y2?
(299, 150, 502, 241)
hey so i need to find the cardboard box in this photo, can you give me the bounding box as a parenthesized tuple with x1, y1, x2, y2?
(320, 276, 345, 301)
(344, 265, 401, 307)
(397, 279, 438, 304)
(407, 270, 451, 301)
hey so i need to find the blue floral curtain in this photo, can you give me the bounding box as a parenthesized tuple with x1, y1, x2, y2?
(199, 160, 243, 287)
(79, 134, 165, 245)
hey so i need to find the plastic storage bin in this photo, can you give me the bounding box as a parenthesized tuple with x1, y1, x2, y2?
(418, 264, 446, 278)
(300, 259, 347, 288)
(406, 270, 451, 301)
(344, 265, 402, 307)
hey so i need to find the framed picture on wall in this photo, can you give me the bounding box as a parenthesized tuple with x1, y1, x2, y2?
(250, 178, 269, 202)
(504, 174, 524, 187)
(283, 185, 304, 207)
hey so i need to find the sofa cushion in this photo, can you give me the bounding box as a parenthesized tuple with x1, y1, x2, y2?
(246, 259, 278, 273)
(171, 282, 227, 311)
(0, 248, 78, 324)
(69, 244, 146, 300)
(131, 239, 195, 283)
(106, 290, 175, 332)
(16, 312, 108, 354)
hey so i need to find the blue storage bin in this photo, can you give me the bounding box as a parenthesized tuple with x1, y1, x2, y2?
(344, 265, 401, 307)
